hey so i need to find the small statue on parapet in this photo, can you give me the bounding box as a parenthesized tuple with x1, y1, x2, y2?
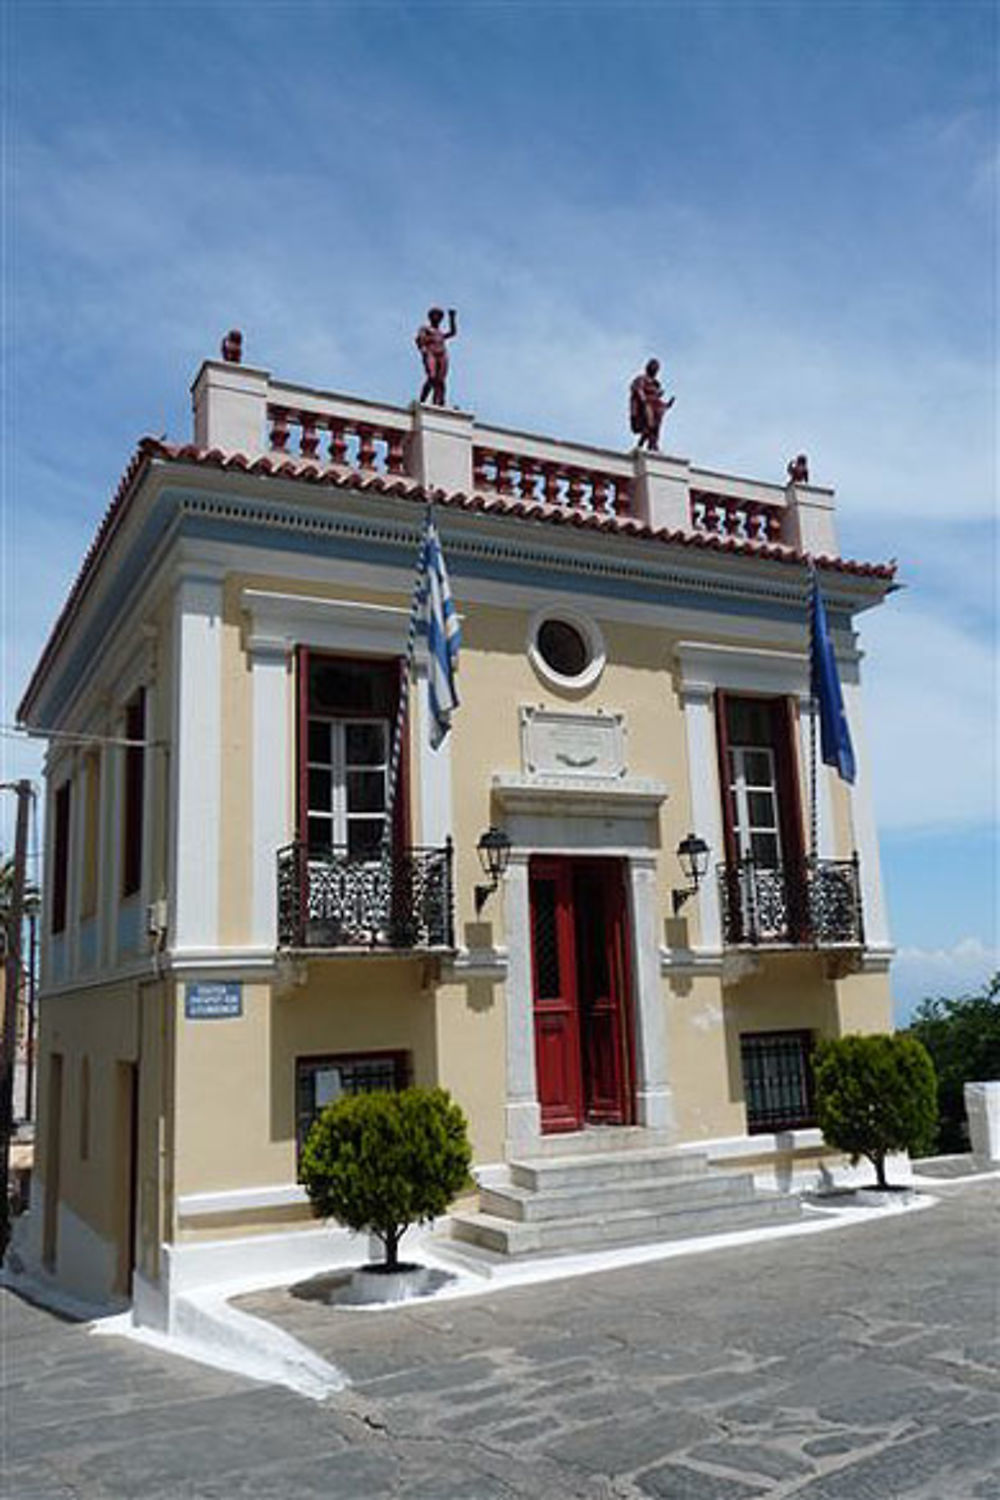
(629, 359, 675, 452)
(787, 453, 810, 484)
(416, 307, 458, 406)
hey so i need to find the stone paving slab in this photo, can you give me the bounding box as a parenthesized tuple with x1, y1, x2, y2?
(4, 1179, 999, 1498)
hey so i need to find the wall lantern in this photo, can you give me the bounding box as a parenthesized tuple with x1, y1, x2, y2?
(475, 826, 512, 915)
(671, 833, 710, 916)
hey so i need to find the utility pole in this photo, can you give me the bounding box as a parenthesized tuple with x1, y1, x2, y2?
(1, 780, 33, 1262)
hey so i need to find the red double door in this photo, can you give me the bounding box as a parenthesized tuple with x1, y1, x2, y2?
(529, 856, 635, 1134)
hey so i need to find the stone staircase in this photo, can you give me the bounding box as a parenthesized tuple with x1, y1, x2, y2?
(449, 1131, 801, 1259)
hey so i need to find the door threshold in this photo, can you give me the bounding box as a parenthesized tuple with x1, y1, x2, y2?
(526, 1125, 674, 1160)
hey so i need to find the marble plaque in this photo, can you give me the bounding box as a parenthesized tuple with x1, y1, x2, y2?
(520, 707, 626, 779)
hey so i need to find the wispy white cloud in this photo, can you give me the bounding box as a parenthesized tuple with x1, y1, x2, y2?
(4, 9, 995, 889)
(893, 937, 999, 1024)
(859, 600, 996, 832)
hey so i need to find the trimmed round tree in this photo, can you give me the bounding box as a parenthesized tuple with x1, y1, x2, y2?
(299, 1087, 472, 1270)
(813, 1033, 937, 1189)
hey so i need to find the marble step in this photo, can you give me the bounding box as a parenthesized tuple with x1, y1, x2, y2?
(523, 1127, 676, 1159)
(507, 1147, 709, 1194)
(480, 1168, 755, 1224)
(450, 1191, 801, 1258)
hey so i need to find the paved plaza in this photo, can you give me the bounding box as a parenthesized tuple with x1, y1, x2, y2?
(3, 1177, 998, 1499)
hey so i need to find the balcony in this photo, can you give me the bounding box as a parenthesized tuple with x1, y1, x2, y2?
(718, 856, 864, 949)
(277, 842, 455, 952)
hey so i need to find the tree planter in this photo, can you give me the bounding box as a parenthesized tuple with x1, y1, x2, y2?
(344, 1263, 435, 1305)
(808, 1183, 920, 1209)
(291, 1262, 453, 1307)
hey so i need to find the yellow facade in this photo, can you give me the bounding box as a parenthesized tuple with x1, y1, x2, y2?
(19, 370, 897, 1310)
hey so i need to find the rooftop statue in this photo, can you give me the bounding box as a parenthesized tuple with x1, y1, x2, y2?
(787, 453, 810, 484)
(629, 359, 675, 452)
(416, 307, 458, 406)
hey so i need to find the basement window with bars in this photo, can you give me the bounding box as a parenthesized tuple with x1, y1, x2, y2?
(295, 1051, 410, 1161)
(739, 1030, 816, 1134)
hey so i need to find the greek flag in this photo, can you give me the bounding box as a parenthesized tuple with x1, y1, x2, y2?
(419, 514, 460, 748)
(810, 568, 856, 784)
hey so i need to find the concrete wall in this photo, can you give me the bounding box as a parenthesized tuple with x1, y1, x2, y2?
(29, 977, 169, 1306)
(173, 962, 436, 1203)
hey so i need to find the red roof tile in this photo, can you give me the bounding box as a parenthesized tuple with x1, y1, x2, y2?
(17, 437, 898, 721)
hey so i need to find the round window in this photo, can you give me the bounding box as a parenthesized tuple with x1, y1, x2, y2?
(528, 608, 606, 691)
(537, 618, 589, 678)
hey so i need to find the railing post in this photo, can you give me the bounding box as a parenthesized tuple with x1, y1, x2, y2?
(191, 360, 270, 454)
(784, 481, 838, 556)
(409, 404, 475, 494)
(852, 849, 865, 948)
(444, 835, 455, 949)
(632, 451, 691, 532)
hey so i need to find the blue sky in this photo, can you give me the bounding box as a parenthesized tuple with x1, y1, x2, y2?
(2, 0, 996, 1018)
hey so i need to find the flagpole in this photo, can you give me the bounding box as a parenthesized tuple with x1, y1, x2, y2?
(382, 501, 432, 862)
(807, 561, 819, 866)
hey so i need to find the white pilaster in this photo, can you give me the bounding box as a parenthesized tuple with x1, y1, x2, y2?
(415, 665, 453, 848)
(627, 856, 674, 1132)
(678, 683, 724, 949)
(796, 694, 834, 858)
(250, 643, 292, 948)
(171, 572, 223, 953)
(502, 854, 542, 1151)
(96, 738, 112, 971)
(841, 670, 891, 951)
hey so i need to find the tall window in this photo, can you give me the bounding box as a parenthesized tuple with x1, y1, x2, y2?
(122, 689, 145, 898)
(79, 751, 101, 920)
(307, 720, 388, 860)
(79, 1056, 91, 1161)
(298, 653, 404, 858)
(51, 781, 72, 935)
(717, 694, 804, 872)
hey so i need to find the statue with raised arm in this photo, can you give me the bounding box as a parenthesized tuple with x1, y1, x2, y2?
(416, 307, 458, 406)
(629, 358, 675, 452)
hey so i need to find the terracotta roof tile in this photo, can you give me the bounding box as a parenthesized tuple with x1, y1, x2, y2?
(17, 437, 898, 720)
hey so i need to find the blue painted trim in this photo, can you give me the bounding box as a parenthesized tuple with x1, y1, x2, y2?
(32, 486, 852, 726)
(180, 511, 804, 625)
(32, 490, 179, 724)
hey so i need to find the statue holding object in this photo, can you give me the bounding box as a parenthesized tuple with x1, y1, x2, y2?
(630, 359, 675, 452)
(416, 307, 458, 406)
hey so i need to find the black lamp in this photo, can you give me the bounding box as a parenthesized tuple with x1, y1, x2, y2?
(671, 833, 710, 916)
(475, 826, 512, 915)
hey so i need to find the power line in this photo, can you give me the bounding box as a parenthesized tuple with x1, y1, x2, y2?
(1, 725, 165, 751)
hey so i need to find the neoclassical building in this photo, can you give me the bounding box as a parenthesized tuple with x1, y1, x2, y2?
(17, 341, 896, 1320)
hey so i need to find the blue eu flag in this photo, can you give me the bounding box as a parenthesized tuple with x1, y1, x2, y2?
(810, 569, 856, 784)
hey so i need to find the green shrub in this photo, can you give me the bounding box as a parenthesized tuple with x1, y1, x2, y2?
(905, 974, 1000, 1154)
(299, 1087, 472, 1269)
(813, 1033, 937, 1188)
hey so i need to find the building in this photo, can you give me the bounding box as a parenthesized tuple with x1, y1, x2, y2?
(16, 339, 896, 1321)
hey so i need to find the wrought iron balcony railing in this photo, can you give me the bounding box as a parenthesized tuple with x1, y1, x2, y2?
(718, 855, 864, 949)
(277, 840, 455, 951)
